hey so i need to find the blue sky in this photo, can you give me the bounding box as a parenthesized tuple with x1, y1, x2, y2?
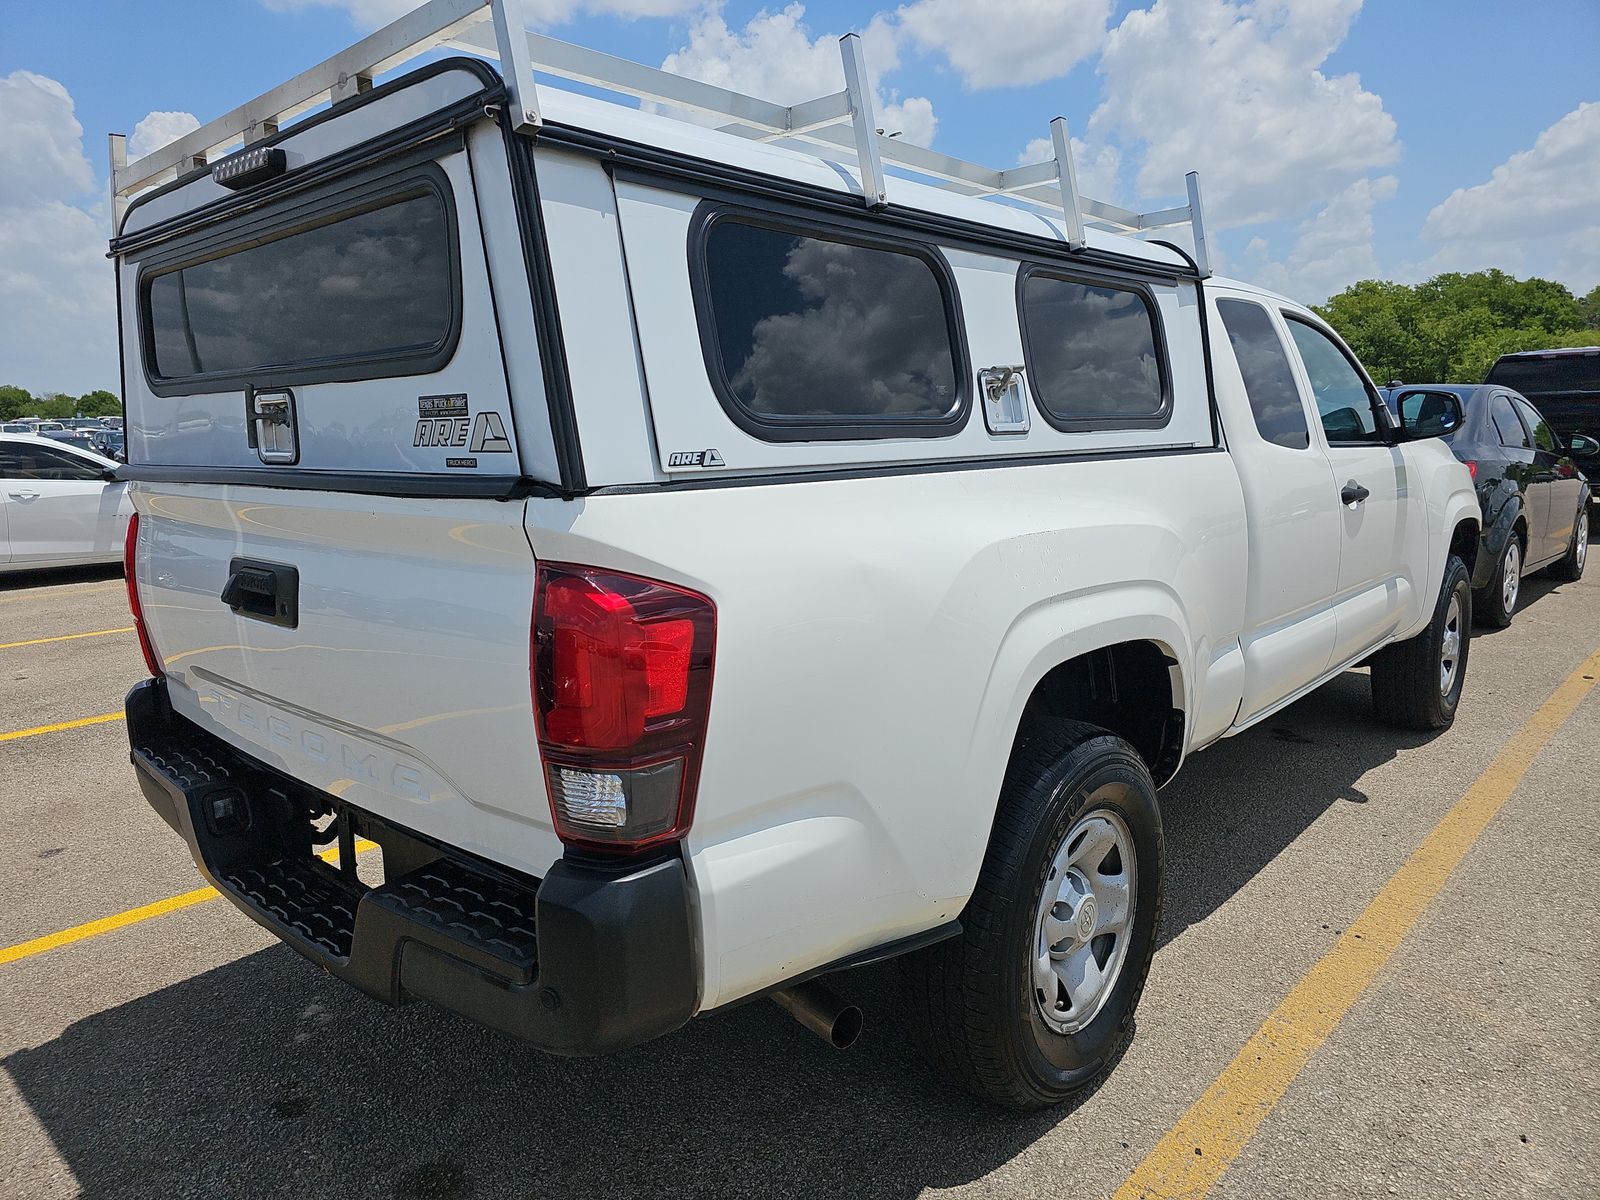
(2, 0, 1597, 394)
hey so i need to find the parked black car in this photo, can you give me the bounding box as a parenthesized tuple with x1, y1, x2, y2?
(1485, 347, 1600, 497)
(1383, 384, 1590, 626)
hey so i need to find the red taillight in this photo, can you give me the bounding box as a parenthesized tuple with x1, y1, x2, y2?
(123, 512, 164, 677)
(532, 562, 715, 852)
(1463, 460, 1478, 480)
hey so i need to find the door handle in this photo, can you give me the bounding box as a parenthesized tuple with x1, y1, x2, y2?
(1341, 481, 1370, 506)
(8, 490, 40, 501)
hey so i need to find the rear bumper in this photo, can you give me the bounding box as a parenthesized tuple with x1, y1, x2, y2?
(125, 678, 698, 1056)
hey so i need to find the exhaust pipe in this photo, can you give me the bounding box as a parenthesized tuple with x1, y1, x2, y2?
(770, 981, 863, 1049)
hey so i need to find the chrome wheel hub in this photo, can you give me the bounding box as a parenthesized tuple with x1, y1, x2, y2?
(1502, 541, 1521, 614)
(1440, 593, 1463, 696)
(1032, 808, 1136, 1035)
(1577, 513, 1588, 572)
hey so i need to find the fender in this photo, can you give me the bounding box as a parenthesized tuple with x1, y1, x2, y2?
(1476, 488, 1526, 591)
(1400, 450, 1480, 642)
(944, 581, 1198, 898)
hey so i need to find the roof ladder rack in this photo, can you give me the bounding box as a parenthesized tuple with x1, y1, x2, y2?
(107, 0, 1211, 275)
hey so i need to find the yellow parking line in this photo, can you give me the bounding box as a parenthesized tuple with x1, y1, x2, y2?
(0, 712, 126, 742)
(0, 626, 134, 650)
(1113, 644, 1600, 1200)
(0, 839, 377, 968)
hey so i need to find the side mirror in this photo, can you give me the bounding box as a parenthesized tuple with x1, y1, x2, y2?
(1395, 390, 1463, 440)
(1567, 433, 1600, 457)
(101, 467, 121, 482)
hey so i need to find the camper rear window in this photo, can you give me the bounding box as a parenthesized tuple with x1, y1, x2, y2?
(1018, 268, 1170, 430)
(694, 213, 966, 440)
(141, 187, 455, 387)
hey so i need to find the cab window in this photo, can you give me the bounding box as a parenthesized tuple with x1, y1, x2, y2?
(1284, 316, 1385, 444)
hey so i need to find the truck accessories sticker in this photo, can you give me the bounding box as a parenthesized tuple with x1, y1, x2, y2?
(413, 396, 513, 454)
(667, 448, 726, 468)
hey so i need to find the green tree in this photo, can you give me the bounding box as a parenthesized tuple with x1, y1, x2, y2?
(0, 384, 32, 421)
(1580, 284, 1600, 328)
(32, 393, 77, 420)
(74, 389, 123, 418)
(1316, 269, 1598, 384)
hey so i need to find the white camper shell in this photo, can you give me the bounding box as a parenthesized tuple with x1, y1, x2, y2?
(112, 0, 1481, 1107)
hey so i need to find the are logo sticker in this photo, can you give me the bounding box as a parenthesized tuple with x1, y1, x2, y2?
(667, 448, 726, 468)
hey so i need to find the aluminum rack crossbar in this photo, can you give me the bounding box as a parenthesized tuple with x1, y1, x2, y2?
(108, 0, 1211, 275)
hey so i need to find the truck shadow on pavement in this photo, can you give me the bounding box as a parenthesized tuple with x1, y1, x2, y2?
(5, 671, 1440, 1200)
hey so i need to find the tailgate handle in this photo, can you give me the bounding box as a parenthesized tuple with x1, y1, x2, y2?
(222, 558, 299, 629)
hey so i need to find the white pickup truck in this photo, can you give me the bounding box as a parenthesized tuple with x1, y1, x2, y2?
(111, 1, 1479, 1109)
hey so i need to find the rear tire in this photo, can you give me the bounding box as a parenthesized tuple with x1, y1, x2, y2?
(901, 720, 1163, 1110)
(1371, 555, 1471, 731)
(1549, 508, 1588, 582)
(1475, 535, 1520, 628)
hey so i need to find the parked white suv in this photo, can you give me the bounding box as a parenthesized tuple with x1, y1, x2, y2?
(111, 2, 1478, 1109)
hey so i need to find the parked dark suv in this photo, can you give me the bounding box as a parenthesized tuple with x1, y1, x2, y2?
(1384, 384, 1589, 626)
(1485, 348, 1600, 497)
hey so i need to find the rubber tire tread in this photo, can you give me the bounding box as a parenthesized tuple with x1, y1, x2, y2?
(1476, 537, 1519, 629)
(1548, 509, 1587, 582)
(900, 719, 1161, 1110)
(1371, 555, 1471, 731)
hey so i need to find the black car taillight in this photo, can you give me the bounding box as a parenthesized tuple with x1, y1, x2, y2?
(532, 562, 715, 853)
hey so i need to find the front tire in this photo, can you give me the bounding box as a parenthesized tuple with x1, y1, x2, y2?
(1476, 534, 1521, 628)
(1549, 508, 1588, 582)
(1371, 554, 1471, 730)
(901, 720, 1163, 1110)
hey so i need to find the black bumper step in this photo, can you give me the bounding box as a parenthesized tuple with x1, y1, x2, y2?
(126, 678, 697, 1056)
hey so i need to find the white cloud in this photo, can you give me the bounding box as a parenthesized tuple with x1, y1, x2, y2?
(129, 110, 201, 160)
(1091, 0, 1398, 228)
(897, 0, 1111, 90)
(1416, 102, 1600, 291)
(261, 0, 698, 31)
(0, 71, 95, 205)
(660, 4, 937, 147)
(1249, 174, 1396, 303)
(0, 72, 117, 395)
(1017, 135, 1121, 202)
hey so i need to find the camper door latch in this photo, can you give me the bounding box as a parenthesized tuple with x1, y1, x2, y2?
(244, 387, 299, 465)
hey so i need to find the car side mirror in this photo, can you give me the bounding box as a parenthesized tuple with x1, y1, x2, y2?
(1395, 390, 1463, 440)
(1567, 433, 1600, 457)
(101, 467, 121, 482)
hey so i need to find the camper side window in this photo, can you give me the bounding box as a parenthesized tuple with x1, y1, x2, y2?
(692, 211, 968, 441)
(1018, 267, 1171, 431)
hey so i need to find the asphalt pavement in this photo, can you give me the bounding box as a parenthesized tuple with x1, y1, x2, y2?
(2, 561, 1596, 1199)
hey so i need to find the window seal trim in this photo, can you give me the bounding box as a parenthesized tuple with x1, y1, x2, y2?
(1015, 261, 1174, 434)
(134, 158, 463, 398)
(686, 199, 973, 443)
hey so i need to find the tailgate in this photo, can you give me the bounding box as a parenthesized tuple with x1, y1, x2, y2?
(135, 486, 555, 873)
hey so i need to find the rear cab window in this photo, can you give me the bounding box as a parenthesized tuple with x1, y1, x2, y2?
(1486, 354, 1600, 396)
(1491, 394, 1531, 448)
(1215, 299, 1309, 449)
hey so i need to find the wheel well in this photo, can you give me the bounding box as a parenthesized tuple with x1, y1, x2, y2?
(1013, 641, 1185, 787)
(1451, 518, 1480, 575)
